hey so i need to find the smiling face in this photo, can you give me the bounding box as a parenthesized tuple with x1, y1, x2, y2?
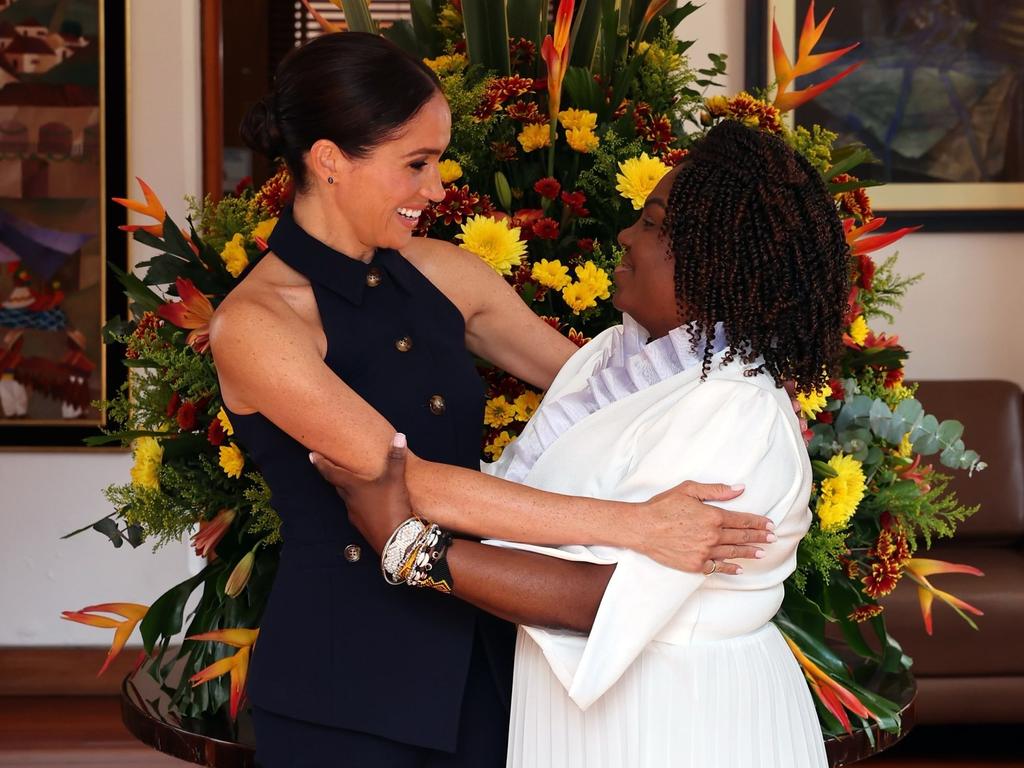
(330, 90, 451, 253)
(613, 166, 684, 338)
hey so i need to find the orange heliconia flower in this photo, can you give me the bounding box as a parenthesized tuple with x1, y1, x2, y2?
(188, 628, 260, 719)
(541, 0, 574, 120)
(157, 277, 215, 354)
(772, 1, 861, 112)
(844, 217, 922, 257)
(300, 0, 341, 33)
(905, 558, 984, 635)
(782, 632, 876, 734)
(112, 177, 166, 238)
(60, 603, 149, 676)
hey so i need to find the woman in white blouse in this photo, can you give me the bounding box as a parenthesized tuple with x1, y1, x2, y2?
(314, 120, 850, 767)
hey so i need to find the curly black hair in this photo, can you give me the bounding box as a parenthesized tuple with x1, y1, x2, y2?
(664, 120, 850, 392)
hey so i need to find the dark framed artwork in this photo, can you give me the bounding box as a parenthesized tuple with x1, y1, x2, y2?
(0, 0, 127, 448)
(746, 0, 1024, 231)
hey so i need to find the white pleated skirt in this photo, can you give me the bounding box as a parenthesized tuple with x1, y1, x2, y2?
(507, 622, 828, 768)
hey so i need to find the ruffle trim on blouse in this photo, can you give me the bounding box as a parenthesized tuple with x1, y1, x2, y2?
(499, 315, 726, 484)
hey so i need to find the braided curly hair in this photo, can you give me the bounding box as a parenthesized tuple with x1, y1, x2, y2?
(664, 120, 850, 392)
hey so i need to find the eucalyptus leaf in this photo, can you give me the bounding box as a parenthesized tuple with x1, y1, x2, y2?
(91, 517, 124, 548)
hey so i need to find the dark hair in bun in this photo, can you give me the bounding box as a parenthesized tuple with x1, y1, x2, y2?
(239, 32, 442, 190)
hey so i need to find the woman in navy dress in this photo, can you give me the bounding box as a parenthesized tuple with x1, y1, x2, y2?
(211, 33, 774, 766)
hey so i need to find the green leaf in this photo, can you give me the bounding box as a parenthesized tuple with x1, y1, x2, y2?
(564, 65, 604, 113)
(827, 178, 884, 194)
(381, 19, 420, 55)
(110, 264, 163, 313)
(811, 459, 838, 479)
(62, 512, 122, 540)
(825, 147, 872, 179)
(338, 0, 377, 34)
(409, 0, 442, 56)
(937, 419, 964, 445)
(92, 517, 124, 548)
(570, 0, 603, 69)
(125, 524, 146, 548)
(461, 0, 511, 75)
(139, 565, 215, 653)
(494, 171, 512, 211)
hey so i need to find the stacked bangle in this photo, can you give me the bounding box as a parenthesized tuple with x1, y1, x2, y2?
(380, 517, 455, 594)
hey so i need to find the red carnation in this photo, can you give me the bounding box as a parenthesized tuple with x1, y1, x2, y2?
(207, 416, 227, 446)
(166, 391, 181, 418)
(534, 177, 561, 199)
(577, 237, 594, 253)
(561, 191, 589, 217)
(532, 217, 561, 240)
(857, 253, 876, 291)
(176, 401, 197, 431)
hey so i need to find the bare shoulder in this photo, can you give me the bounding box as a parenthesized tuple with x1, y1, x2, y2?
(401, 236, 509, 318)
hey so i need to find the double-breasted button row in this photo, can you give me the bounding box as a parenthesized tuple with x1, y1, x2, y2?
(429, 394, 446, 415)
(366, 267, 382, 287)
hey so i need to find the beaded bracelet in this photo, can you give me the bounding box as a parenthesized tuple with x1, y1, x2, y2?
(406, 524, 455, 594)
(381, 518, 425, 585)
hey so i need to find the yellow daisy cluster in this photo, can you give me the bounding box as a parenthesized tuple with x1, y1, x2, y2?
(438, 159, 463, 185)
(531, 259, 571, 290)
(518, 123, 551, 153)
(219, 443, 245, 479)
(457, 214, 528, 276)
(616, 153, 671, 210)
(897, 432, 913, 458)
(251, 217, 277, 243)
(220, 232, 249, 278)
(816, 453, 867, 532)
(217, 407, 234, 436)
(514, 391, 542, 421)
(424, 53, 468, 76)
(484, 396, 517, 428)
(130, 437, 163, 490)
(561, 261, 612, 314)
(796, 384, 832, 420)
(484, 431, 514, 460)
(847, 316, 869, 346)
(559, 109, 599, 154)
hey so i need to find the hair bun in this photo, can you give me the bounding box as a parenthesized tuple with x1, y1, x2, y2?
(239, 94, 283, 159)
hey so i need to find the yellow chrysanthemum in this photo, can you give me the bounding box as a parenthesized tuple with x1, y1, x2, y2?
(561, 281, 600, 315)
(484, 396, 516, 428)
(897, 432, 913, 459)
(848, 315, 869, 346)
(130, 436, 163, 490)
(251, 217, 277, 243)
(531, 259, 571, 290)
(816, 454, 866, 532)
(705, 94, 730, 116)
(424, 53, 468, 75)
(558, 108, 598, 132)
(796, 384, 832, 420)
(456, 214, 527, 276)
(517, 123, 551, 153)
(438, 159, 463, 185)
(484, 431, 514, 460)
(219, 442, 245, 479)
(565, 127, 600, 153)
(574, 261, 611, 300)
(514, 391, 542, 421)
(217, 407, 234, 437)
(616, 153, 671, 210)
(220, 232, 249, 278)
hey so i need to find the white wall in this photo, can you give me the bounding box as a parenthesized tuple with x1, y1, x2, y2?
(0, 0, 202, 646)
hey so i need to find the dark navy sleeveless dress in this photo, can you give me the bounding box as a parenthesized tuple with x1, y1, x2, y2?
(230, 207, 514, 766)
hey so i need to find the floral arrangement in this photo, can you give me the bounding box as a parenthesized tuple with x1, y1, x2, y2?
(63, 0, 985, 738)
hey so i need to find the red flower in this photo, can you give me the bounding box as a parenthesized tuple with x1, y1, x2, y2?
(491, 141, 518, 162)
(252, 167, 294, 218)
(848, 604, 884, 623)
(432, 185, 483, 226)
(560, 191, 589, 217)
(509, 37, 536, 68)
(511, 208, 545, 239)
(862, 559, 902, 599)
(661, 148, 690, 167)
(207, 416, 227, 446)
(567, 328, 590, 347)
(856, 253, 876, 291)
(534, 177, 561, 199)
(577, 237, 594, 253)
(829, 378, 846, 402)
(532, 217, 561, 240)
(486, 75, 535, 102)
(157, 278, 214, 354)
(817, 411, 833, 424)
(540, 315, 563, 332)
(884, 368, 904, 389)
(506, 101, 544, 124)
(234, 176, 253, 195)
(166, 391, 181, 418)
(176, 401, 197, 431)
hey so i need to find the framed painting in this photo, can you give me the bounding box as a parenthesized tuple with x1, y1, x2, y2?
(0, 0, 127, 448)
(746, 0, 1024, 231)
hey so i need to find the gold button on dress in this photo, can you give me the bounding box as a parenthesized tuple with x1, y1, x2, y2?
(365, 267, 382, 287)
(395, 336, 413, 353)
(428, 394, 446, 415)
(343, 544, 362, 562)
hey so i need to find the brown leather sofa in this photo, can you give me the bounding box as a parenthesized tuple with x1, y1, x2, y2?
(881, 380, 1024, 723)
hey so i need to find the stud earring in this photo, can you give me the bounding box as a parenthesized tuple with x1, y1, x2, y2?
(327, 176, 334, 185)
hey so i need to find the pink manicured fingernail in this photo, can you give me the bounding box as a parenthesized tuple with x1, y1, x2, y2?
(766, 533, 778, 543)
(735, 567, 744, 574)
(755, 549, 765, 559)
(730, 484, 745, 491)
(308, 452, 316, 464)
(393, 433, 407, 448)
(766, 521, 776, 531)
